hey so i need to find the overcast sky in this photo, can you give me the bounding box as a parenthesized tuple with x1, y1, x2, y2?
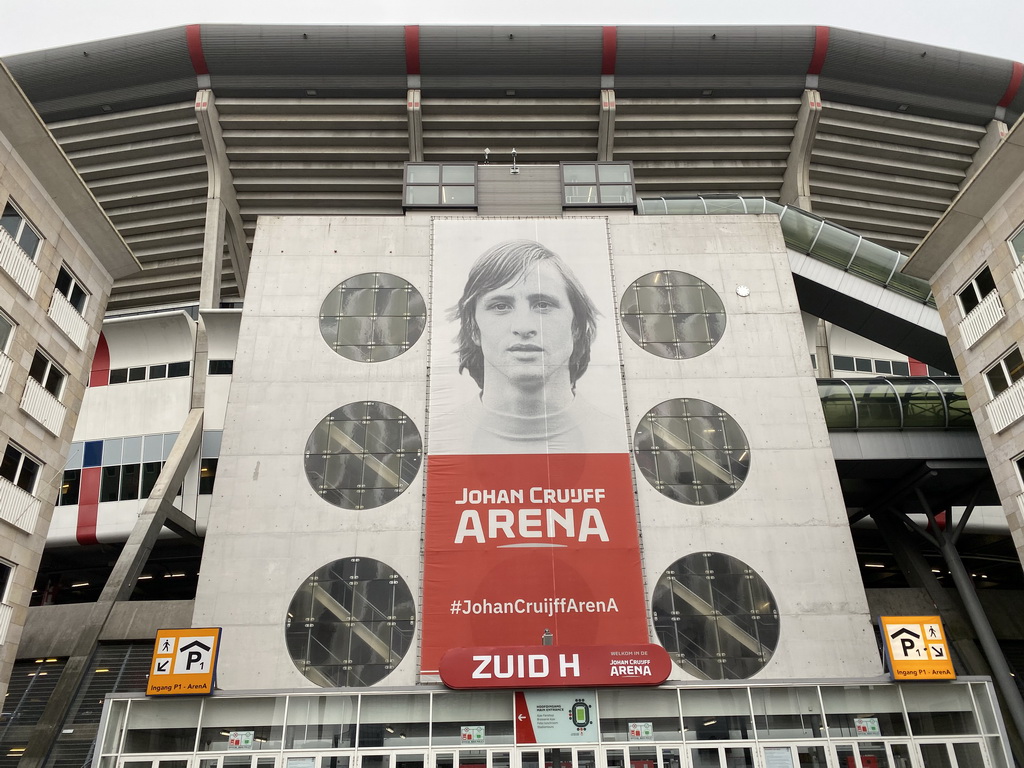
(1, 0, 1022, 61)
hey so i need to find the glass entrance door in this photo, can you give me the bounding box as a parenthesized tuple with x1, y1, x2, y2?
(520, 747, 598, 768)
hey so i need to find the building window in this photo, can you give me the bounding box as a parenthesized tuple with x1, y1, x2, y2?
(1, 443, 41, 494)
(619, 271, 727, 359)
(108, 362, 188, 384)
(29, 350, 66, 398)
(208, 360, 233, 375)
(320, 273, 426, 363)
(561, 162, 635, 207)
(0, 560, 11, 604)
(403, 163, 477, 208)
(1010, 224, 1024, 261)
(286, 557, 415, 687)
(985, 347, 1024, 397)
(0, 201, 42, 260)
(304, 402, 423, 510)
(633, 398, 751, 505)
(54, 265, 88, 315)
(957, 265, 996, 316)
(0, 311, 13, 355)
(652, 552, 779, 680)
(59, 469, 80, 506)
(199, 430, 222, 495)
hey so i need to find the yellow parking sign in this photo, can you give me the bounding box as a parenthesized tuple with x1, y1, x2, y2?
(879, 616, 955, 681)
(147, 627, 222, 695)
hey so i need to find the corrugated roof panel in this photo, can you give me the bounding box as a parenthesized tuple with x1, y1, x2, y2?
(821, 28, 1012, 124)
(199, 24, 407, 77)
(616, 25, 817, 78)
(420, 26, 604, 78)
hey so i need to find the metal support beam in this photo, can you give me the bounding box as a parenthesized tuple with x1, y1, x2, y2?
(910, 488, 1024, 766)
(408, 88, 423, 162)
(779, 89, 822, 210)
(19, 409, 204, 768)
(598, 89, 615, 161)
(195, 89, 251, 305)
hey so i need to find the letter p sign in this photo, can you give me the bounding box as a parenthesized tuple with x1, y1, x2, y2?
(175, 637, 215, 674)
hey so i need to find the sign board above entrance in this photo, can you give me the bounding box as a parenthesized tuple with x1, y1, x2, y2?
(879, 615, 955, 681)
(146, 627, 222, 695)
(439, 644, 672, 689)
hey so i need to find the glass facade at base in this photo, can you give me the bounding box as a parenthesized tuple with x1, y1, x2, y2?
(96, 680, 1009, 768)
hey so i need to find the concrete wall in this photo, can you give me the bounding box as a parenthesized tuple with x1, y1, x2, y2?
(192, 211, 880, 691)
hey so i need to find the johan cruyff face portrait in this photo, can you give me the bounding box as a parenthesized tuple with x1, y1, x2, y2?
(451, 240, 598, 396)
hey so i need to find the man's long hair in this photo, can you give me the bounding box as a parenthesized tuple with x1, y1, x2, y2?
(449, 240, 598, 390)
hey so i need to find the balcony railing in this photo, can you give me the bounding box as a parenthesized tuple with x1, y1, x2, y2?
(0, 225, 41, 299)
(20, 377, 66, 436)
(0, 475, 41, 534)
(47, 291, 89, 350)
(958, 290, 1005, 349)
(986, 376, 1024, 433)
(1013, 261, 1024, 301)
(0, 602, 11, 645)
(0, 353, 11, 394)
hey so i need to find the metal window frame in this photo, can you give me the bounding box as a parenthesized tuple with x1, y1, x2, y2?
(55, 263, 90, 315)
(402, 162, 478, 209)
(560, 161, 637, 209)
(956, 264, 996, 317)
(1009, 221, 1024, 262)
(1, 199, 43, 260)
(29, 348, 67, 399)
(1, 441, 42, 495)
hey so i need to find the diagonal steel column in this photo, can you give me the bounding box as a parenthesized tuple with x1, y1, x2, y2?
(19, 409, 204, 768)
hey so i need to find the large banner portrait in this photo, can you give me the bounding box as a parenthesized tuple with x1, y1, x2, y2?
(421, 218, 649, 677)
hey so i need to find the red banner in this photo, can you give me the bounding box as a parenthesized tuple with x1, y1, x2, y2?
(440, 644, 672, 689)
(421, 453, 648, 674)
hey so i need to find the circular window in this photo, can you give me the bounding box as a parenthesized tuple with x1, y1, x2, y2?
(652, 552, 778, 679)
(633, 398, 750, 505)
(304, 402, 422, 510)
(320, 273, 426, 362)
(620, 271, 726, 359)
(286, 557, 415, 687)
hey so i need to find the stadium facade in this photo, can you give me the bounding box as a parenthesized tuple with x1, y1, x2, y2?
(0, 23, 1023, 768)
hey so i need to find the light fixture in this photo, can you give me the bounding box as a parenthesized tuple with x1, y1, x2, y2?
(736, 285, 750, 297)
(506, 89, 516, 96)
(72, 582, 89, 588)
(701, 89, 713, 97)
(865, 563, 885, 568)
(306, 89, 318, 96)
(897, 104, 910, 112)
(385, 726, 395, 734)
(703, 719, 717, 726)
(510, 148, 519, 175)
(101, 105, 112, 112)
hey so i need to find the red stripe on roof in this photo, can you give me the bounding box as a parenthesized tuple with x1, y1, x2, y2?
(808, 26, 830, 75)
(602, 26, 617, 76)
(998, 61, 1023, 108)
(405, 25, 421, 76)
(186, 24, 209, 76)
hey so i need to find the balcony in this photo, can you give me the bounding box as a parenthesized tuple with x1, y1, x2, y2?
(47, 291, 89, 349)
(986, 376, 1024, 433)
(0, 475, 41, 534)
(958, 290, 1004, 349)
(0, 353, 11, 394)
(20, 377, 66, 436)
(0, 225, 41, 299)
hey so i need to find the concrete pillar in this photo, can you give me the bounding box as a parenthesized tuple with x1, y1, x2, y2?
(598, 89, 615, 162)
(408, 89, 423, 162)
(779, 89, 822, 210)
(960, 119, 1009, 189)
(199, 197, 226, 310)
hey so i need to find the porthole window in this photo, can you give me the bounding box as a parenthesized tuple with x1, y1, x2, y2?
(620, 271, 726, 359)
(320, 273, 426, 363)
(286, 557, 415, 687)
(633, 398, 749, 505)
(652, 552, 779, 680)
(304, 402, 422, 510)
